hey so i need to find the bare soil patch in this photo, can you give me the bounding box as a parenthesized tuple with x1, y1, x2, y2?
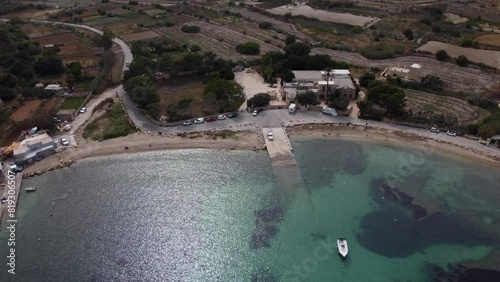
(121, 30, 161, 42)
(267, 5, 378, 26)
(10, 100, 42, 122)
(41, 98, 62, 112)
(34, 33, 79, 46)
(416, 41, 500, 70)
(475, 34, 500, 47)
(312, 48, 499, 94)
(157, 75, 207, 117)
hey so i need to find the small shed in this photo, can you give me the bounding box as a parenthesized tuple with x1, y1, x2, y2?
(491, 135, 500, 146)
(56, 109, 76, 121)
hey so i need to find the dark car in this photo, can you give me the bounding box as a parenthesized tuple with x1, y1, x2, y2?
(227, 112, 238, 118)
(206, 116, 217, 122)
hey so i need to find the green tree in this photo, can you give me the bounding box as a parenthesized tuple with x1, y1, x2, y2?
(235, 41, 260, 55)
(403, 29, 414, 40)
(296, 91, 318, 108)
(34, 55, 64, 75)
(258, 22, 272, 29)
(359, 71, 376, 87)
(327, 90, 349, 111)
(285, 35, 296, 45)
(284, 42, 311, 56)
(455, 55, 469, 67)
(102, 27, 115, 50)
(247, 93, 271, 108)
(435, 50, 450, 61)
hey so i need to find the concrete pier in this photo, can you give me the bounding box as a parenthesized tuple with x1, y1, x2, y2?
(0, 172, 22, 227)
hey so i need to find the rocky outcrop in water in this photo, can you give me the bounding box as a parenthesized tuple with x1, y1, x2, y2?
(380, 184, 428, 220)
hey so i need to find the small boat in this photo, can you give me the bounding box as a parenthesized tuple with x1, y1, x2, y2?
(337, 238, 348, 258)
(25, 187, 36, 192)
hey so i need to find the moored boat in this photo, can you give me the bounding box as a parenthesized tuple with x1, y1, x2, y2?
(25, 187, 36, 192)
(337, 238, 348, 258)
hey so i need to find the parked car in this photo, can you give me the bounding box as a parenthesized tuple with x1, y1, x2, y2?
(253, 110, 258, 116)
(194, 118, 204, 124)
(9, 165, 23, 172)
(183, 120, 192, 126)
(79, 107, 87, 114)
(446, 130, 457, 137)
(321, 106, 337, 116)
(206, 116, 217, 122)
(53, 117, 61, 123)
(227, 112, 238, 118)
(63, 124, 73, 131)
(217, 114, 226, 120)
(430, 127, 440, 133)
(267, 131, 274, 141)
(60, 138, 69, 146)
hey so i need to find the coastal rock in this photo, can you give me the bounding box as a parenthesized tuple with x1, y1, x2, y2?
(35, 171, 42, 175)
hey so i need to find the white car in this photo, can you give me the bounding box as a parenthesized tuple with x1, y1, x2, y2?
(430, 127, 440, 133)
(253, 110, 258, 116)
(194, 118, 204, 124)
(183, 120, 192, 126)
(267, 131, 274, 141)
(79, 107, 87, 114)
(217, 114, 226, 120)
(63, 124, 73, 131)
(446, 130, 457, 137)
(60, 138, 69, 146)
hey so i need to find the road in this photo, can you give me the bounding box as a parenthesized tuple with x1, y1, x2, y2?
(26, 20, 500, 159)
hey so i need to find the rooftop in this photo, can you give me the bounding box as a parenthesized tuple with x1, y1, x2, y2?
(14, 133, 56, 156)
(293, 71, 323, 81)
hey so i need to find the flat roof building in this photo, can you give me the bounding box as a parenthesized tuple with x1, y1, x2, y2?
(14, 133, 57, 165)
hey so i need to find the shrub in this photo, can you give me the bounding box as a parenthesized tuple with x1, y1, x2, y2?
(235, 41, 260, 55)
(435, 50, 450, 61)
(455, 55, 469, 67)
(259, 22, 272, 29)
(128, 1, 138, 5)
(181, 25, 200, 33)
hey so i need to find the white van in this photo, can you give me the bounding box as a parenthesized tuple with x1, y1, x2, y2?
(288, 103, 297, 114)
(322, 106, 337, 116)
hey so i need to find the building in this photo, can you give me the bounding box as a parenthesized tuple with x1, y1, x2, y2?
(289, 70, 357, 102)
(56, 109, 77, 121)
(45, 84, 65, 95)
(382, 63, 423, 81)
(13, 133, 57, 165)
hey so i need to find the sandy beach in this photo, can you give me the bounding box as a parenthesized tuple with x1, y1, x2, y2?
(21, 123, 500, 176)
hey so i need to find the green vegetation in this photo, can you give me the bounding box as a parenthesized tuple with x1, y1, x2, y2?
(327, 90, 349, 111)
(204, 77, 244, 112)
(84, 103, 137, 141)
(455, 55, 469, 67)
(247, 93, 271, 108)
(360, 43, 405, 59)
(181, 25, 201, 33)
(358, 82, 406, 120)
(60, 97, 85, 110)
(0, 1, 47, 15)
(258, 22, 273, 29)
(235, 41, 260, 55)
(435, 50, 450, 61)
(296, 91, 319, 108)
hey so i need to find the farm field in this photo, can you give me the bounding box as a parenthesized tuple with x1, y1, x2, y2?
(475, 34, 500, 47)
(404, 89, 490, 125)
(41, 98, 62, 112)
(10, 100, 42, 122)
(60, 97, 85, 110)
(267, 5, 378, 27)
(416, 41, 500, 70)
(312, 48, 499, 94)
(121, 31, 162, 42)
(444, 13, 468, 24)
(156, 75, 207, 118)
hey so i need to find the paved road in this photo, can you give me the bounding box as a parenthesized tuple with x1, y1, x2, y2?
(26, 20, 500, 159)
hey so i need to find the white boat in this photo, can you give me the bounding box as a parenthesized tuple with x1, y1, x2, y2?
(25, 187, 36, 192)
(337, 238, 348, 258)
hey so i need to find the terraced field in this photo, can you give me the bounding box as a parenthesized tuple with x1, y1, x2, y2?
(404, 89, 490, 125)
(157, 21, 281, 60)
(312, 48, 499, 94)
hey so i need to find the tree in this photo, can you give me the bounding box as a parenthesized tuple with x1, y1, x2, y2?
(204, 77, 244, 112)
(0, 86, 15, 101)
(403, 29, 414, 40)
(284, 42, 311, 56)
(285, 35, 296, 45)
(235, 41, 260, 55)
(359, 71, 376, 87)
(327, 90, 349, 111)
(102, 27, 114, 50)
(455, 55, 469, 67)
(435, 50, 450, 61)
(34, 55, 64, 75)
(66, 74, 75, 87)
(181, 25, 200, 33)
(323, 66, 332, 94)
(247, 93, 271, 108)
(296, 91, 318, 108)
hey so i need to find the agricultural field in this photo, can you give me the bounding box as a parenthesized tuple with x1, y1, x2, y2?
(312, 48, 499, 94)
(60, 97, 85, 110)
(404, 89, 490, 125)
(475, 34, 500, 47)
(10, 100, 42, 122)
(267, 5, 378, 27)
(156, 75, 207, 118)
(121, 31, 161, 42)
(444, 13, 468, 24)
(416, 41, 500, 70)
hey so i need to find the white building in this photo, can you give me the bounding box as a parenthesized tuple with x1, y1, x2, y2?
(289, 70, 357, 102)
(13, 133, 57, 165)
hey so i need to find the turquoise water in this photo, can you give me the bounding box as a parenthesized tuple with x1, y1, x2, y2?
(1, 139, 499, 281)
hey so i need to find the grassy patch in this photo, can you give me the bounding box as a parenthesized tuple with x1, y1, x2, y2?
(60, 97, 85, 109)
(83, 103, 137, 141)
